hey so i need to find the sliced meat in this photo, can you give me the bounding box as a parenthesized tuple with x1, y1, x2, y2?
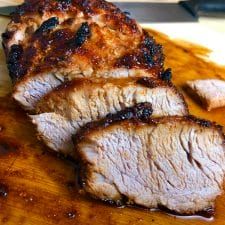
(2, 0, 164, 110)
(31, 77, 188, 155)
(186, 79, 225, 111)
(31, 113, 75, 156)
(74, 108, 225, 214)
(36, 77, 188, 118)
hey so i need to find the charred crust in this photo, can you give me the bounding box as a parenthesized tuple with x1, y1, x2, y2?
(68, 22, 91, 48)
(104, 102, 152, 122)
(73, 103, 153, 145)
(11, 2, 34, 23)
(48, 28, 75, 44)
(143, 51, 153, 66)
(186, 115, 222, 129)
(34, 23, 90, 71)
(136, 77, 173, 89)
(75, 113, 225, 147)
(3, 0, 163, 79)
(160, 68, 172, 81)
(35, 17, 59, 35)
(33, 29, 75, 71)
(2, 31, 14, 49)
(142, 35, 154, 49)
(57, 0, 72, 5)
(1, 31, 14, 54)
(187, 115, 212, 128)
(115, 53, 143, 69)
(80, 0, 139, 33)
(197, 119, 212, 128)
(61, 18, 75, 26)
(99, 102, 152, 122)
(7, 44, 26, 82)
(1, 31, 12, 41)
(9, 0, 140, 32)
(136, 77, 160, 88)
(77, 0, 94, 14)
(115, 50, 160, 70)
(115, 33, 164, 70)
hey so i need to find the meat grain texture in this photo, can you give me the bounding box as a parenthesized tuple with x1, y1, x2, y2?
(32, 78, 188, 155)
(186, 79, 225, 111)
(2, 0, 225, 216)
(75, 109, 225, 214)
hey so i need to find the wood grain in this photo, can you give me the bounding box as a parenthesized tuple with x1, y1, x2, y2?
(1, 18, 225, 225)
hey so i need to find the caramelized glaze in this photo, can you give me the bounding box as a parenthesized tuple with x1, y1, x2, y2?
(3, 0, 164, 83)
(0, 29, 225, 224)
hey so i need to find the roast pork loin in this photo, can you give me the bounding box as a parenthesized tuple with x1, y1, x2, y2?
(31, 77, 188, 156)
(2, 0, 164, 111)
(186, 79, 225, 111)
(74, 104, 225, 214)
(3, 0, 225, 216)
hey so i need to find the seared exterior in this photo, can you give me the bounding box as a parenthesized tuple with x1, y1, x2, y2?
(2, 0, 225, 216)
(75, 111, 225, 214)
(2, 0, 164, 110)
(31, 77, 188, 155)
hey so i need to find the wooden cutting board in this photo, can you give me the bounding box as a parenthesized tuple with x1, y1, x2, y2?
(1, 16, 225, 224)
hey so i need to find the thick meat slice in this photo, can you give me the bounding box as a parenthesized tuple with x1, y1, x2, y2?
(74, 109, 225, 214)
(186, 79, 225, 111)
(31, 78, 188, 156)
(36, 77, 188, 118)
(2, 0, 164, 110)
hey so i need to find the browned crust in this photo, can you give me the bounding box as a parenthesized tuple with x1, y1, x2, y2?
(10, 0, 140, 33)
(73, 102, 153, 145)
(2, 0, 164, 83)
(73, 108, 225, 146)
(114, 30, 164, 71)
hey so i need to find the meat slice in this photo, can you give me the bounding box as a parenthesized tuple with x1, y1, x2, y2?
(31, 77, 188, 156)
(2, 0, 164, 111)
(36, 77, 188, 118)
(186, 79, 225, 111)
(74, 108, 225, 214)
